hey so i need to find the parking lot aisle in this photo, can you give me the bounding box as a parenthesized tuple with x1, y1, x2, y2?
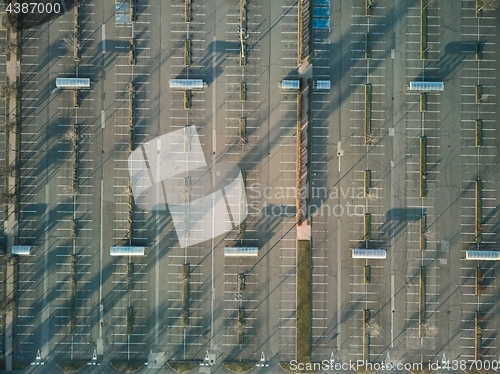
(310, 85, 333, 361)
(459, 0, 500, 360)
(164, 245, 209, 359)
(157, 0, 211, 361)
(279, 221, 297, 362)
(280, 1, 299, 74)
(165, 250, 184, 352)
(15, 254, 38, 360)
(222, 260, 260, 352)
(16, 7, 52, 362)
(309, 0, 338, 345)
(126, 258, 148, 354)
(108, 259, 129, 357)
(52, 244, 74, 357)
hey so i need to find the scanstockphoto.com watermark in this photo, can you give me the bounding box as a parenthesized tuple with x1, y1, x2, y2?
(247, 184, 381, 218)
(289, 360, 425, 372)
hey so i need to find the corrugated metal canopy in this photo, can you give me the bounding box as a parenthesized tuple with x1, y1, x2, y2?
(279, 80, 300, 90)
(409, 81, 444, 91)
(110, 246, 146, 256)
(169, 79, 206, 89)
(315, 80, 331, 90)
(352, 249, 387, 259)
(465, 250, 500, 260)
(12, 245, 31, 255)
(224, 247, 258, 257)
(56, 78, 90, 89)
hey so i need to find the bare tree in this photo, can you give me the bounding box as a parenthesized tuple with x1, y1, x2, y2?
(0, 191, 16, 204)
(0, 164, 16, 178)
(0, 40, 17, 56)
(366, 321, 381, 337)
(0, 81, 16, 99)
(1, 13, 20, 31)
(0, 119, 15, 133)
(0, 14, 10, 30)
(63, 35, 79, 57)
(422, 323, 438, 336)
(478, 0, 499, 10)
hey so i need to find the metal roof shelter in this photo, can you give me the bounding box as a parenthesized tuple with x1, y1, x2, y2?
(408, 81, 444, 91)
(352, 249, 387, 259)
(224, 247, 258, 257)
(110, 246, 146, 256)
(12, 246, 31, 255)
(465, 250, 500, 260)
(315, 80, 331, 90)
(55, 78, 90, 89)
(169, 79, 206, 90)
(279, 80, 300, 90)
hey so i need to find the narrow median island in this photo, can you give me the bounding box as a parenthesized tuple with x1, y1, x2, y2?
(239, 117, 247, 145)
(475, 268, 483, 295)
(365, 33, 371, 59)
(475, 119, 482, 148)
(362, 310, 369, 362)
(184, 91, 191, 110)
(126, 306, 132, 336)
(363, 213, 371, 242)
(130, 0, 135, 23)
(185, 0, 191, 23)
(69, 255, 76, 335)
(184, 39, 191, 66)
(129, 38, 135, 66)
(182, 263, 189, 326)
(419, 92, 426, 112)
(237, 308, 244, 344)
(364, 170, 371, 196)
(298, 0, 304, 64)
(74, 1, 80, 61)
(419, 215, 426, 250)
(296, 240, 311, 364)
(240, 82, 246, 102)
(364, 84, 371, 145)
(475, 180, 482, 243)
(476, 42, 482, 61)
(364, 266, 370, 285)
(73, 89, 79, 108)
(365, 0, 373, 16)
(420, 0, 427, 60)
(419, 267, 425, 338)
(420, 136, 426, 198)
(239, 0, 247, 66)
(475, 312, 482, 360)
